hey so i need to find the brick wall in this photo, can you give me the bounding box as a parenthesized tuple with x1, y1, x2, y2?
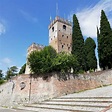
(0, 70, 112, 107)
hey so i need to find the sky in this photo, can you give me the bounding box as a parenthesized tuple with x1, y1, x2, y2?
(0, 0, 112, 75)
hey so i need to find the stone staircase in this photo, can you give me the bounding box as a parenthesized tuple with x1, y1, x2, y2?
(16, 85, 112, 112)
(16, 96, 112, 112)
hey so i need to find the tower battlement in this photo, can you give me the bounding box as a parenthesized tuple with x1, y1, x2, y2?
(27, 43, 44, 56)
(49, 16, 72, 29)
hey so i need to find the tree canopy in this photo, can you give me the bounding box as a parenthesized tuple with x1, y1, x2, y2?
(6, 66, 18, 80)
(72, 14, 86, 71)
(19, 63, 26, 74)
(85, 37, 97, 71)
(0, 70, 3, 80)
(28, 46, 57, 74)
(28, 46, 78, 75)
(98, 10, 112, 69)
(53, 52, 78, 73)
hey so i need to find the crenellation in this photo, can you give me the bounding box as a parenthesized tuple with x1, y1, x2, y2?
(49, 16, 72, 29)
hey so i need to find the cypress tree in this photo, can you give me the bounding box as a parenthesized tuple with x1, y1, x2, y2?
(72, 14, 86, 71)
(98, 10, 112, 69)
(85, 37, 97, 71)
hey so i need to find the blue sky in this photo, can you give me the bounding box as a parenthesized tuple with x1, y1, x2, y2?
(0, 0, 112, 74)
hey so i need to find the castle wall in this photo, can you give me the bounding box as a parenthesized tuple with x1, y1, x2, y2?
(0, 70, 112, 107)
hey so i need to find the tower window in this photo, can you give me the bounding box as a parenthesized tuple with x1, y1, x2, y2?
(62, 45, 64, 48)
(62, 35, 64, 37)
(52, 27, 54, 32)
(67, 36, 68, 38)
(63, 25, 66, 30)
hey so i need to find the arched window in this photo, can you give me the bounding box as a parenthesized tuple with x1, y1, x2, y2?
(63, 25, 66, 30)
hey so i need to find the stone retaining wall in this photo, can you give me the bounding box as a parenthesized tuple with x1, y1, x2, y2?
(0, 70, 112, 106)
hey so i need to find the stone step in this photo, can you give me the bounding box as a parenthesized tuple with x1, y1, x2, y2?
(18, 106, 92, 112)
(51, 99, 112, 103)
(16, 96, 112, 112)
(25, 103, 104, 112)
(42, 101, 111, 106)
(106, 108, 112, 112)
(39, 102, 108, 108)
(59, 97, 112, 99)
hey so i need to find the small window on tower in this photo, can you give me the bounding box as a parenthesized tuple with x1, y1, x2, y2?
(62, 35, 64, 37)
(52, 27, 54, 32)
(68, 47, 70, 50)
(63, 25, 66, 30)
(62, 45, 64, 48)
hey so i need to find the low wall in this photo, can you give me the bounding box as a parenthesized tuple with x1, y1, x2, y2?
(0, 70, 112, 106)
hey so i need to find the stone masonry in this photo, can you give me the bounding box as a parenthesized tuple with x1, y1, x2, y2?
(0, 70, 112, 107)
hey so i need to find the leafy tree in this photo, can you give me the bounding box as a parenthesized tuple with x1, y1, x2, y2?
(98, 10, 112, 69)
(85, 37, 97, 71)
(19, 63, 26, 74)
(72, 14, 86, 71)
(0, 70, 3, 80)
(53, 52, 78, 73)
(6, 66, 18, 80)
(28, 46, 57, 74)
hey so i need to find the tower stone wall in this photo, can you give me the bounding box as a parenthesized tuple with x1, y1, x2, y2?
(25, 43, 44, 74)
(49, 16, 72, 53)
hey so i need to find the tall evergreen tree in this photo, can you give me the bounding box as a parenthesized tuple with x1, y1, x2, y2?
(0, 70, 3, 80)
(19, 64, 26, 74)
(98, 10, 112, 69)
(85, 37, 97, 71)
(72, 14, 86, 71)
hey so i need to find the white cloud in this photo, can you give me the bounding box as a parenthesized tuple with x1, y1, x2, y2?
(20, 10, 38, 23)
(2, 58, 11, 65)
(68, 0, 112, 38)
(0, 22, 5, 35)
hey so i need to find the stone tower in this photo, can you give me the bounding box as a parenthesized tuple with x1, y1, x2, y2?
(25, 43, 44, 74)
(49, 16, 72, 53)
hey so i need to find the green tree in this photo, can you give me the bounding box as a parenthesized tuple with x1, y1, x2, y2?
(72, 14, 86, 71)
(85, 37, 97, 71)
(0, 70, 3, 80)
(98, 10, 112, 69)
(28, 46, 57, 74)
(53, 52, 78, 73)
(6, 66, 18, 80)
(19, 63, 26, 74)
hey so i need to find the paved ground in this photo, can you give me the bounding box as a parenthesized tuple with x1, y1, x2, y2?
(0, 107, 35, 112)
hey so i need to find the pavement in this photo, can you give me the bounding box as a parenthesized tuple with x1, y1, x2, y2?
(0, 107, 35, 112)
